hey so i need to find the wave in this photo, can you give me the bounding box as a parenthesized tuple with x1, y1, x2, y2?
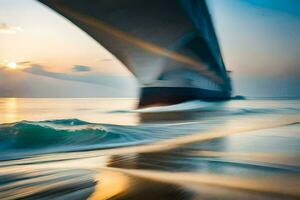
(112, 100, 221, 113)
(1, 100, 299, 159)
(111, 100, 300, 116)
(0, 119, 198, 160)
(0, 119, 155, 158)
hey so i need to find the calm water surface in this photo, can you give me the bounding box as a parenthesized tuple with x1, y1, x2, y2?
(0, 98, 299, 200)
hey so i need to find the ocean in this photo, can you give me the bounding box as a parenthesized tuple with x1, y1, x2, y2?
(0, 98, 299, 200)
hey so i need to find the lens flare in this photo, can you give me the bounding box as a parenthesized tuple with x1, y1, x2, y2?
(7, 62, 17, 69)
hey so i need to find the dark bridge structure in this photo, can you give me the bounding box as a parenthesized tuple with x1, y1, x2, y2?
(39, 0, 232, 107)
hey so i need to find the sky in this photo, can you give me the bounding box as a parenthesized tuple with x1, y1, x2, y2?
(0, 0, 299, 97)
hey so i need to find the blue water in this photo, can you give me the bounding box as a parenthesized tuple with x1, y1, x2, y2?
(0, 98, 299, 199)
(0, 119, 199, 160)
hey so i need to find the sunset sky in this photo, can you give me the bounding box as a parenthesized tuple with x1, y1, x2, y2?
(0, 0, 299, 97)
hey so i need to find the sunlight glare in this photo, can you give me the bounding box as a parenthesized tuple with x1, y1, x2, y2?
(7, 62, 17, 69)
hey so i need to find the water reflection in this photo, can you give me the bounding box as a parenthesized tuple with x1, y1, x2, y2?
(1, 98, 18, 122)
(90, 171, 130, 200)
(0, 98, 139, 125)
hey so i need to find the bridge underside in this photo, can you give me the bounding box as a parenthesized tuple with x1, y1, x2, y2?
(38, 0, 232, 107)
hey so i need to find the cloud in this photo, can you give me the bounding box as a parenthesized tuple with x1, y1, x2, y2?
(0, 23, 22, 34)
(23, 64, 137, 89)
(0, 68, 137, 97)
(72, 65, 91, 72)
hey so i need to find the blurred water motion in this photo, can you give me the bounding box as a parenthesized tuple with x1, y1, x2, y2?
(0, 98, 300, 200)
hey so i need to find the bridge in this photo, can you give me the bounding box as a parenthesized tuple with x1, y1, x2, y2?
(38, 0, 232, 107)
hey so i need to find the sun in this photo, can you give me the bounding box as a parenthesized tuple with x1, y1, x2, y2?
(7, 62, 17, 69)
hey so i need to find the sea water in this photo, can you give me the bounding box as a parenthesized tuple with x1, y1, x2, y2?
(0, 98, 299, 200)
